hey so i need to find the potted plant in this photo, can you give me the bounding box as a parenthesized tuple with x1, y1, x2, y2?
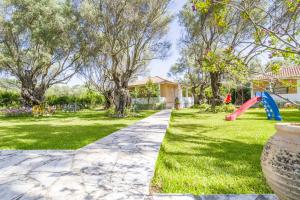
(261, 123, 300, 200)
(175, 97, 180, 110)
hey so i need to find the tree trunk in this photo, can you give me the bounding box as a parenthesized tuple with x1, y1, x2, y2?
(103, 91, 114, 110)
(210, 72, 223, 110)
(198, 84, 206, 104)
(113, 87, 131, 117)
(21, 86, 46, 107)
(191, 86, 199, 105)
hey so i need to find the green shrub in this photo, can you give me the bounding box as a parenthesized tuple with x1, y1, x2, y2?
(105, 107, 116, 116)
(132, 102, 166, 111)
(214, 105, 224, 113)
(192, 104, 199, 109)
(4, 108, 33, 117)
(199, 103, 211, 112)
(46, 91, 103, 108)
(223, 104, 236, 113)
(212, 104, 236, 113)
(156, 102, 166, 110)
(0, 90, 20, 107)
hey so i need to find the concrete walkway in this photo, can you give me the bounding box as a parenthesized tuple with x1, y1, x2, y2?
(0, 110, 171, 200)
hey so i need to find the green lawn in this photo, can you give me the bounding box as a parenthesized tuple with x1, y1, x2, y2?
(152, 108, 300, 195)
(0, 110, 156, 150)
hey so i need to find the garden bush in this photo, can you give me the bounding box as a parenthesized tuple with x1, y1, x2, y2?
(133, 103, 166, 111)
(0, 90, 20, 107)
(46, 91, 104, 108)
(198, 103, 211, 112)
(214, 104, 236, 113)
(199, 103, 235, 113)
(223, 104, 236, 113)
(214, 105, 225, 113)
(4, 108, 32, 117)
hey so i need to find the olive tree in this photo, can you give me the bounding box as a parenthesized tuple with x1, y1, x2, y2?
(179, 1, 258, 108)
(0, 0, 84, 106)
(194, 0, 300, 60)
(169, 48, 210, 104)
(80, 0, 171, 116)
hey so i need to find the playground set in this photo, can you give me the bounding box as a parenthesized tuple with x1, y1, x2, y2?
(225, 92, 282, 121)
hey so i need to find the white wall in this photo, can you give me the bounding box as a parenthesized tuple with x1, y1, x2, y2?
(251, 80, 300, 103)
(180, 97, 194, 108)
(271, 80, 300, 103)
(270, 93, 300, 103)
(131, 97, 166, 104)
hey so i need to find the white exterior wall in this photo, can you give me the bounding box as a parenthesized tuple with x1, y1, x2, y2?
(251, 80, 300, 103)
(180, 97, 194, 108)
(131, 97, 194, 108)
(131, 83, 195, 108)
(271, 79, 300, 103)
(131, 97, 166, 104)
(270, 93, 300, 103)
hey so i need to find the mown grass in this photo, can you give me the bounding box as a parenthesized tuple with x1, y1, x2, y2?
(152, 108, 300, 195)
(0, 110, 156, 150)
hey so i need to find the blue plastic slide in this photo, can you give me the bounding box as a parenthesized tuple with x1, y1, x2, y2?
(256, 92, 282, 121)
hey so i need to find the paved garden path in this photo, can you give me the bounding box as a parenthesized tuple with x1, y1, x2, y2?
(0, 110, 171, 200)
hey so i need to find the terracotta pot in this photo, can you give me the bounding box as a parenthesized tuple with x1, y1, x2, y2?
(175, 103, 180, 110)
(261, 123, 300, 200)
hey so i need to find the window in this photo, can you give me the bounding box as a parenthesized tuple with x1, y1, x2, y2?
(273, 87, 289, 94)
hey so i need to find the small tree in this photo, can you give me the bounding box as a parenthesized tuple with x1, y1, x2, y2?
(0, 0, 84, 106)
(144, 79, 159, 105)
(169, 48, 210, 104)
(130, 87, 141, 99)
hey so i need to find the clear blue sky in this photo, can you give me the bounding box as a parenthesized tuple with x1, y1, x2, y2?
(70, 0, 186, 86)
(147, 0, 186, 78)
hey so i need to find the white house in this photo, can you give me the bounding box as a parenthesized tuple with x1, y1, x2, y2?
(251, 66, 300, 103)
(128, 76, 194, 109)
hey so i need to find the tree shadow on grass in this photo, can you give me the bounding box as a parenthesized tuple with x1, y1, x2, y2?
(240, 109, 300, 122)
(0, 123, 128, 150)
(165, 131, 263, 167)
(159, 121, 271, 194)
(0, 111, 112, 122)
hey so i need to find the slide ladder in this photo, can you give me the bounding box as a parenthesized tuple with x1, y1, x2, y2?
(256, 92, 282, 121)
(226, 92, 282, 121)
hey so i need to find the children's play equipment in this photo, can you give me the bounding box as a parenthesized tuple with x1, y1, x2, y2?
(224, 94, 232, 104)
(225, 92, 282, 121)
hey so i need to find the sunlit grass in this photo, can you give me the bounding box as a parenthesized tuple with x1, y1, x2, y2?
(0, 109, 156, 150)
(152, 108, 300, 194)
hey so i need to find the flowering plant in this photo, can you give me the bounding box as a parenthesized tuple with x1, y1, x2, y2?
(4, 107, 33, 117)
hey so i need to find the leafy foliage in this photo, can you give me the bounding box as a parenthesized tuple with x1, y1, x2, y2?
(0, 90, 20, 107)
(130, 80, 160, 99)
(80, 0, 171, 115)
(202, 49, 248, 83)
(46, 90, 103, 108)
(0, 0, 84, 106)
(3, 107, 32, 117)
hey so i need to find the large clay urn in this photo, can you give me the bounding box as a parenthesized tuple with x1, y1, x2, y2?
(261, 123, 300, 200)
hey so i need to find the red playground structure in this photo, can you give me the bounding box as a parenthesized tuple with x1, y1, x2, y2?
(225, 92, 282, 121)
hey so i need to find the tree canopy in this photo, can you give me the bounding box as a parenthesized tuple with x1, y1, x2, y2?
(80, 0, 171, 116)
(0, 0, 84, 106)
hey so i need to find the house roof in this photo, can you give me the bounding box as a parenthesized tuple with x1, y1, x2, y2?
(128, 76, 178, 87)
(252, 66, 300, 81)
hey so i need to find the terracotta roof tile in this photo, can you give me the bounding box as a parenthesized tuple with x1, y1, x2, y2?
(129, 76, 177, 87)
(253, 66, 300, 80)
